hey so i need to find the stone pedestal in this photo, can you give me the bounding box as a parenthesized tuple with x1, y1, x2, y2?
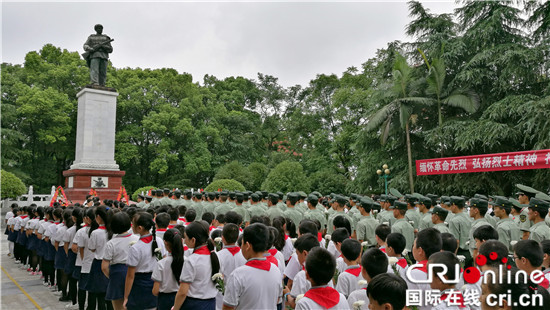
(63, 87, 125, 202)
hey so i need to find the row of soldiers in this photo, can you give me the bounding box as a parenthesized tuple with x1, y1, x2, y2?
(133, 184, 550, 265)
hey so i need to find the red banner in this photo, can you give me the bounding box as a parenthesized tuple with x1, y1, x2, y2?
(416, 149, 550, 176)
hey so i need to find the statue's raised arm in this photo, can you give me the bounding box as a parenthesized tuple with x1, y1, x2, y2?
(82, 24, 113, 86)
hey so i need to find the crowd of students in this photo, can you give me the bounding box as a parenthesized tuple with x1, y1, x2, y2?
(4, 187, 550, 310)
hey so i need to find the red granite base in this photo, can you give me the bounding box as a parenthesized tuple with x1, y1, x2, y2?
(63, 169, 126, 203)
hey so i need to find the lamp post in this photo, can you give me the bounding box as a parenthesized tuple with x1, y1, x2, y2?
(376, 164, 391, 195)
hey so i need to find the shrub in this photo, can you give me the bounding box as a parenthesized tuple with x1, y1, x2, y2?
(131, 185, 156, 201)
(205, 179, 246, 192)
(261, 161, 310, 193)
(1, 169, 26, 199)
(213, 161, 252, 189)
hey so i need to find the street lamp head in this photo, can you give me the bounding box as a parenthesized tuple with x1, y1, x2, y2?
(382, 164, 388, 170)
(385, 169, 390, 175)
(376, 169, 382, 175)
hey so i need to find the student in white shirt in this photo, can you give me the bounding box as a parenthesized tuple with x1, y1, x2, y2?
(103, 212, 139, 310)
(73, 208, 90, 310)
(64, 207, 82, 309)
(152, 228, 184, 310)
(286, 234, 321, 308)
(366, 273, 408, 310)
(44, 208, 62, 289)
(428, 252, 469, 310)
(295, 247, 349, 310)
(6, 206, 19, 258)
(86, 206, 111, 310)
(347, 248, 389, 310)
(223, 223, 282, 310)
(335, 238, 363, 298)
(53, 209, 71, 301)
(330, 228, 350, 274)
(124, 212, 164, 310)
(215, 224, 241, 289)
(173, 220, 219, 310)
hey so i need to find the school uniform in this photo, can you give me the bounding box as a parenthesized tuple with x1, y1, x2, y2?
(86, 226, 110, 293)
(290, 270, 334, 297)
(5, 211, 14, 236)
(284, 253, 302, 281)
(265, 248, 285, 276)
(223, 257, 282, 310)
(335, 265, 363, 298)
(53, 223, 68, 271)
(326, 241, 341, 259)
(432, 289, 470, 310)
(37, 220, 52, 281)
(78, 227, 95, 291)
(104, 232, 139, 301)
(335, 256, 346, 274)
(126, 234, 164, 310)
(63, 226, 77, 277)
(179, 245, 218, 310)
(216, 245, 241, 280)
(282, 235, 294, 262)
(404, 260, 431, 310)
(156, 228, 167, 241)
(44, 221, 61, 285)
(347, 289, 369, 310)
(295, 285, 349, 310)
(152, 254, 181, 310)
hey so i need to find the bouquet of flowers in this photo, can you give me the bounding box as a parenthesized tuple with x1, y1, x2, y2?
(214, 237, 223, 252)
(388, 257, 400, 276)
(361, 241, 369, 253)
(353, 300, 365, 310)
(154, 247, 163, 261)
(212, 273, 225, 294)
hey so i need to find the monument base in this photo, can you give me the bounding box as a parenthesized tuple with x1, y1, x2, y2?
(63, 169, 126, 203)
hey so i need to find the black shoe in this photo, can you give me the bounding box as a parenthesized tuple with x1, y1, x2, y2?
(59, 296, 71, 302)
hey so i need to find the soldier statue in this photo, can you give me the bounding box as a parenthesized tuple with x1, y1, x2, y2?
(82, 24, 113, 86)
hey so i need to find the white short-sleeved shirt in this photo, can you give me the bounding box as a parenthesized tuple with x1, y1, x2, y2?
(282, 236, 294, 261)
(103, 232, 139, 265)
(326, 241, 341, 259)
(336, 256, 346, 274)
(53, 223, 68, 247)
(7, 217, 16, 230)
(63, 226, 77, 247)
(13, 215, 23, 231)
(216, 246, 241, 280)
(45, 222, 61, 245)
(265, 248, 285, 276)
(295, 286, 349, 310)
(405, 260, 431, 310)
(78, 228, 95, 273)
(234, 250, 247, 269)
(88, 227, 108, 260)
(126, 234, 165, 273)
(179, 246, 218, 299)
(290, 270, 334, 297)
(156, 229, 166, 241)
(284, 253, 302, 280)
(73, 226, 88, 267)
(223, 258, 282, 309)
(5, 211, 14, 222)
(26, 218, 39, 231)
(151, 254, 180, 293)
(335, 265, 364, 298)
(38, 221, 52, 237)
(347, 289, 369, 310)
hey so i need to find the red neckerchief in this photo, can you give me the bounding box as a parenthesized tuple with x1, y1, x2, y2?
(397, 258, 408, 268)
(344, 266, 361, 277)
(21, 215, 28, 219)
(380, 246, 386, 253)
(226, 246, 240, 256)
(317, 232, 323, 242)
(209, 226, 215, 232)
(268, 248, 278, 257)
(178, 217, 186, 223)
(239, 227, 243, 232)
(194, 246, 211, 255)
(440, 290, 466, 308)
(140, 234, 153, 243)
(284, 234, 289, 241)
(417, 260, 428, 273)
(168, 224, 176, 229)
(98, 225, 106, 230)
(266, 255, 278, 267)
(245, 258, 271, 271)
(54, 221, 61, 225)
(534, 273, 550, 289)
(183, 245, 189, 251)
(304, 286, 341, 309)
(156, 228, 167, 232)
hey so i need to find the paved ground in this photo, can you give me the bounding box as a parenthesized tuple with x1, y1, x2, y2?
(1, 236, 72, 310)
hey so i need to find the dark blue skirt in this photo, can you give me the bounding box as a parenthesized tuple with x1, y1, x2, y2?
(54, 247, 68, 270)
(105, 264, 127, 301)
(17, 230, 28, 246)
(5, 226, 9, 235)
(26, 235, 37, 250)
(180, 296, 215, 310)
(8, 230, 18, 242)
(127, 272, 156, 310)
(86, 259, 109, 293)
(65, 251, 77, 275)
(37, 239, 47, 257)
(72, 265, 82, 280)
(157, 292, 176, 310)
(79, 272, 89, 291)
(45, 242, 56, 261)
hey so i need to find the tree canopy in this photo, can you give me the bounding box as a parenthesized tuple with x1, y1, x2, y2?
(2, 0, 549, 196)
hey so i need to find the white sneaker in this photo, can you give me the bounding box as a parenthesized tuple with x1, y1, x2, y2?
(15, 260, 20, 264)
(43, 282, 50, 287)
(53, 291, 62, 296)
(65, 303, 78, 309)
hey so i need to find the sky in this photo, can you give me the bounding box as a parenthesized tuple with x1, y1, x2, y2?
(2, 1, 458, 87)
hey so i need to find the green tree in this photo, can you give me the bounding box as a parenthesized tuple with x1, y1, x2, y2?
(247, 162, 269, 192)
(261, 160, 310, 193)
(1, 169, 26, 199)
(213, 161, 252, 189)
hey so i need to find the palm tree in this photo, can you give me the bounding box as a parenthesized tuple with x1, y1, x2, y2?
(418, 50, 479, 127)
(366, 53, 432, 193)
